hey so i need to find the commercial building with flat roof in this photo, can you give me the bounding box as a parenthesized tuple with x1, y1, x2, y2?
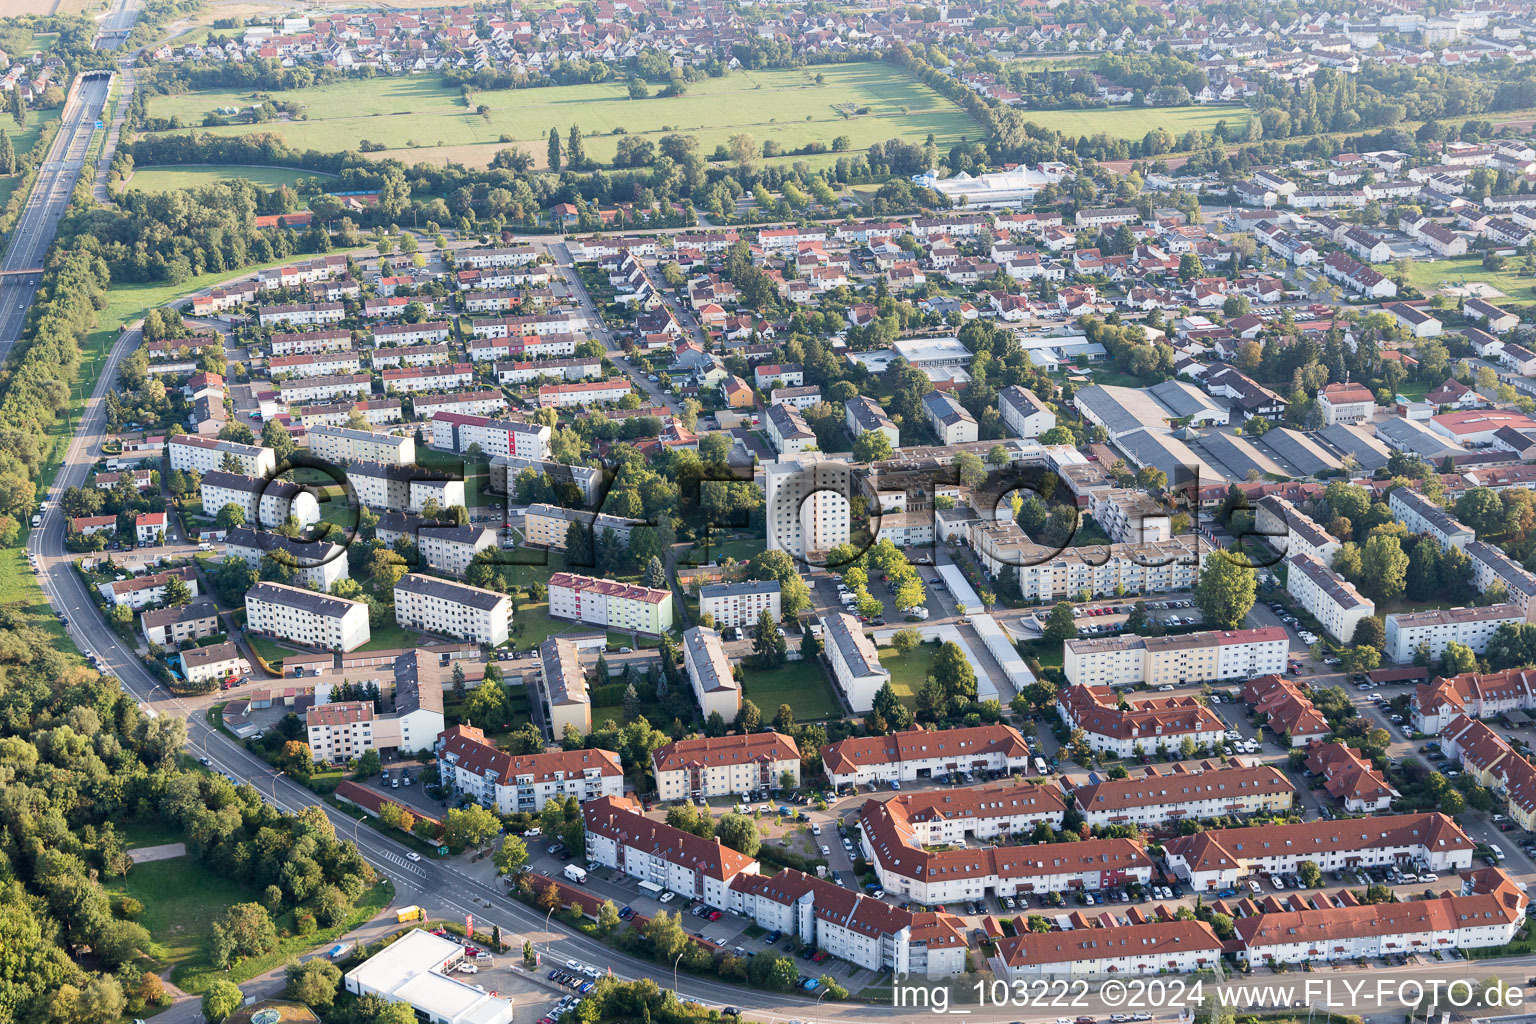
(344, 928, 514, 1024)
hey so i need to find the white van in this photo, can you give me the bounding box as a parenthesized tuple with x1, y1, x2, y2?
(1034, 757, 1049, 775)
(563, 864, 588, 884)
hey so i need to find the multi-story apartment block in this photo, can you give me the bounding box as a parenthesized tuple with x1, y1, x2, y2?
(522, 504, 639, 551)
(224, 525, 348, 591)
(546, 573, 673, 634)
(882, 779, 1066, 844)
(1057, 685, 1227, 757)
(200, 471, 321, 531)
(417, 523, 498, 577)
(347, 461, 466, 513)
(766, 402, 818, 455)
(998, 385, 1056, 439)
(1087, 489, 1170, 545)
(1286, 553, 1374, 642)
(583, 795, 759, 909)
(922, 391, 978, 445)
(258, 302, 345, 328)
(764, 457, 853, 559)
(305, 701, 376, 762)
(1063, 627, 1288, 687)
(698, 580, 781, 629)
(728, 869, 966, 977)
(1163, 813, 1474, 891)
(373, 320, 453, 346)
(823, 611, 889, 713)
(681, 625, 741, 722)
(141, 598, 221, 648)
(246, 581, 370, 652)
(845, 395, 899, 450)
(821, 725, 1032, 789)
(488, 455, 602, 506)
(270, 329, 352, 356)
(536, 379, 633, 408)
(1072, 761, 1295, 828)
(307, 425, 416, 466)
(1389, 487, 1475, 552)
(860, 799, 1150, 903)
(538, 637, 590, 737)
(969, 521, 1199, 600)
(652, 731, 802, 802)
(1254, 495, 1341, 564)
(168, 434, 276, 477)
(1414, 667, 1536, 733)
(277, 373, 372, 406)
(430, 413, 552, 461)
(435, 724, 622, 813)
(1385, 604, 1525, 664)
(395, 573, 512, 647)
(1468, 541, 1536, 621)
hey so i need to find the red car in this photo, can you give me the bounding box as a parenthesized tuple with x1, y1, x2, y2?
(708, 910, 722, 921)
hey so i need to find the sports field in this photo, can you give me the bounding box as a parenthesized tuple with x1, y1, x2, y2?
(1012, 103, 1249, 140)
(141, 63, 981, 168)
(1405, 255, 1536, 303)
(126, 163, 331, 192)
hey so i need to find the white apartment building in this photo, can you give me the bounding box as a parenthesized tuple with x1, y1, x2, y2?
(996, 921, 1224, 980)
(1063, 627, 1289, 686)
(822, 611, 888, 713)
(923, 391, 979, 445)
(1286, 552, 1375, 642)
(1317, 382, 1376, 425)
(374, 320, 453, 346)
(1468, 541, 1536, 621)
(1072, 762, 1295, 828)
(860, 801, 1151, 903)
(764, 457, 853, 560)
(1058, 685, 1227, 757)
(821, 724, 1032, 789)
(583, 795, 759, 910)
(846, 395, 900, 450)
(268, 349, 362, 378)
(1163, 813, 1474, 891)
(277, 374, 372, 406)
(882, 779, 1066, 845)
(381, 362, 473, 394)
(1088, 489, 1170, 545)
(766, 402, 817, 455)
(436, 724, 622, 814)
(270, 329, 352, 356)
(1254, 495, 1341, 564)
(347, 461, 466, 514)
(258, 302, 345, 327)
(968, 521, 1199, 600)
(306, 701, 377, 762)
(547, 573, 674, 634)
(307, 424, 416, 466)
(698, 580, 781, 629)
(141, 599, 221, 648)
(998, 385, 1056, 439)
(652, 731, 802, 802)
(168, 434, 276, 477)
(1385, 604, 1525, 663)
(417, 524, 498, 577)
(522, 504, 638, 550)
(200, 471, 321, 531)
(430, 412, 551, 461)
(1389, 487, 1475, 551)
(395, 573, 512, 647)
(223, 525, 348, 591)
(681, 625, 741, 722)
(728, 869, 967, 977)
(246, 581, 371, 652)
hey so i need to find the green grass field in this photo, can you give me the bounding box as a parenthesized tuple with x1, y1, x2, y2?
(125, 163, 333, 192)
(142, 64, 981, 168)
(880, 643, 939, 706)
(1405, 256, 1536, 303)
(1012, 104, 1249, 141)
(104, 855, 248, 972)
(739, 659, 841, 720)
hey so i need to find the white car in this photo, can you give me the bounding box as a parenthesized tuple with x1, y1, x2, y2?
(820, 845, 830, 856)
(658, 891, 675, 903)
(457, 964, 479, 974)
(406, 851, 422, 862)
(811, 824, 821, 835)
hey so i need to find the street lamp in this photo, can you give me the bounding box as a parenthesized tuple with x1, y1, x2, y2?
(270, 770, 283, 802)
(673, 951, 684, 993)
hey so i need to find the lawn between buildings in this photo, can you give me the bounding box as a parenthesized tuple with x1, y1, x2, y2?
(141, 64, 980, 169)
